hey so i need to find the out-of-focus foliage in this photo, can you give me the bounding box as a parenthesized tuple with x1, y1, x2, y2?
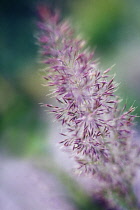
(72, 0, 140, 52)
(0, 0, 46, 155)
(72, 0, 124, 52)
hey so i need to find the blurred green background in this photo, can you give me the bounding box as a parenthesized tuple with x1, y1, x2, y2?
(1, 0, 140, 156)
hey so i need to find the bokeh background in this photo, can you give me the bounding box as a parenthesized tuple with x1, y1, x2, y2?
(0, 0, 140, 209)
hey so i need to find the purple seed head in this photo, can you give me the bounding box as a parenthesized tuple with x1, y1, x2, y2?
(37, 10, 140, 189)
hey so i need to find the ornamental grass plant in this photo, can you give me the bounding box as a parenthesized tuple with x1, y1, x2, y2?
(37, 7, 140, 210)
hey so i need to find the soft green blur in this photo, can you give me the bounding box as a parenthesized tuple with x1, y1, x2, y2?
(0, 0, 140, 209)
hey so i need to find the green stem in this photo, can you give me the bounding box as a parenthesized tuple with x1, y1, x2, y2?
(104, 185, 139, 210)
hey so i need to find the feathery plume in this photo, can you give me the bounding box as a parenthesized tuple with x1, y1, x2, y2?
(37, 9, 140, 209)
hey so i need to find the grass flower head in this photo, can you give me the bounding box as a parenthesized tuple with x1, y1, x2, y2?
(37, 9, 140, 208)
